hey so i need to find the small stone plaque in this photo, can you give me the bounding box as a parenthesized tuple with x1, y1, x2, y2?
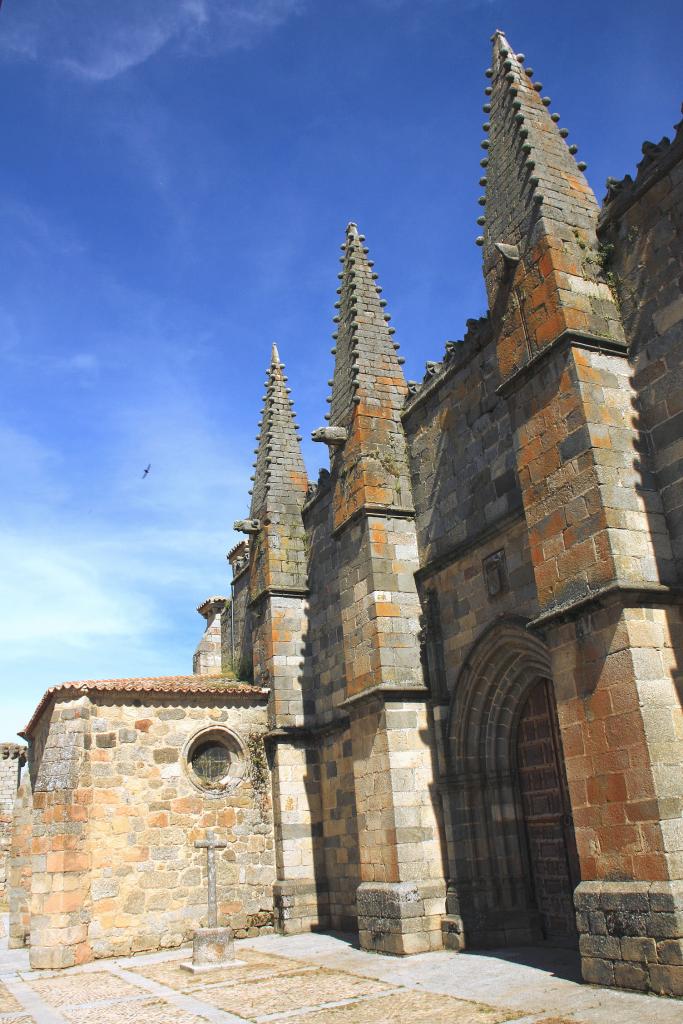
(483, 549, 508, 599)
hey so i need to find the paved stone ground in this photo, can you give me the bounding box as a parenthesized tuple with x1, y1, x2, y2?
(1, 920, 681, 1024)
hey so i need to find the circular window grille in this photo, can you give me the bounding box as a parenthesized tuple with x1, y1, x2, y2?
(185, 728, 245, 795)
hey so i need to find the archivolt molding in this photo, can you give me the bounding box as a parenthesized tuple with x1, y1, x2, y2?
(447, 618, 552, 776)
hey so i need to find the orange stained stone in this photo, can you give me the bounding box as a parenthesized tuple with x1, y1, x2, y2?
(373, 602, 400, 617)
(535, 311, 566, 346)
(42, 890, 83, 914)
(632, 852, 670, 881)
(73, 941, 93, 965)
(595, 823, 642, 853)
(45, 851, 90, 874)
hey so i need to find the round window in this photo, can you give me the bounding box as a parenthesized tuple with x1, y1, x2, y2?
(191, 740, 231, 784)
(185, 728, 245, 795)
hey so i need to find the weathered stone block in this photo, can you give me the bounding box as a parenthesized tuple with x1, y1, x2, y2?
(657, 939, 683, 965)
(649, 964, 683, 997)
(579, 934, 621, 959)
(613, 961, 648, 991)
(581, 956, 615, 986)
(620, 936, 656, 963)
(181, 927, 236, 973)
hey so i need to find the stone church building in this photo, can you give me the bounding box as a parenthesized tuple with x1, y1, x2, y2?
(5, 31, 683, 998)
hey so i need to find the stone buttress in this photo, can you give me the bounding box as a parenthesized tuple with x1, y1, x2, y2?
(312, 223, 446, 953)
(482, 31, 683, 993)
(235, 345, 325, 932)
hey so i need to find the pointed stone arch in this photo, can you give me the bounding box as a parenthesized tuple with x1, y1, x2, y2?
(447, 617, 552, 776)
(441, 617, 577, 948)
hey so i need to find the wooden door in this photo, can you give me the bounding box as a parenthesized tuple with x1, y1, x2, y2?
(516, 679, 578, 944)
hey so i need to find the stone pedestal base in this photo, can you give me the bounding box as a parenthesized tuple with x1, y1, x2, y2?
(181, 927, 240, 974)
(357, 880, 446, 955)
(441, 914, 465, 951)
(576, 881, 683, 996)
(273, 879, 329, 935)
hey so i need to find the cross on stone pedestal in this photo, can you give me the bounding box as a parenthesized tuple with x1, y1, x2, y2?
(182, 828, 238, 974)
(195, 829, 227, 928)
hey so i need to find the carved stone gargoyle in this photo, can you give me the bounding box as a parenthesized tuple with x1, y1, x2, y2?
(233, 518, 261, 535)
(494, 241, 520, 279)
(311, 426, 348, 446)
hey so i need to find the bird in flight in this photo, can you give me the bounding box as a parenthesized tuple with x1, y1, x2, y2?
(142, 464, 151, 479)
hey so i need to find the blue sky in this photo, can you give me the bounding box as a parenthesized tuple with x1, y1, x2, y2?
(1, 0, 681, 737)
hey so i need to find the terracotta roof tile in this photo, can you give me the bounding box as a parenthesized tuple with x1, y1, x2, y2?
(20, 675, 268, 740)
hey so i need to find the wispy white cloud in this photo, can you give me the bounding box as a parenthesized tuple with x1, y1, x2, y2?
(0, 0, 307, 82)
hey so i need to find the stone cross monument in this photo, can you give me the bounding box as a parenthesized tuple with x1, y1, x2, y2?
(182, 829, 239, 973)
(196, 829, 226, 928)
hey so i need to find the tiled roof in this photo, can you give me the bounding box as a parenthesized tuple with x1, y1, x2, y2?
(20, 675, 268, 739)
(196, 596, 229, 614)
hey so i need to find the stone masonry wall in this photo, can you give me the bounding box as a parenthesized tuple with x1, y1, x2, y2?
(224, 566, 253, 679)
(319, 727, 360, 931)
(403, 321, 539, 942)
(403, 321, 522, 569)
(598, 122, 683, 577)
(303, 483, 361, 930)
(303, 482, 345, 722)
(0, 744, 25, 902)
(84, 693, 275, 959)
(8, 772, 32, 949)
(27, 694, 93, 968)
(22, 691, 275, 965)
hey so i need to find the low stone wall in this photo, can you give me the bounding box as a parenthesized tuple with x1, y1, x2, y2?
(86, 694, 276, 959)
(22, 688, 276, 967)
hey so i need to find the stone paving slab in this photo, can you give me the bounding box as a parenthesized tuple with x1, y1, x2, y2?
(129, 947, 308, 993)
(25, 970, 147, 1008)
(2, 920, 683, 1024)
(0, 979, 24, 1014)
(60, 996, 211, 1024)
(197, 965, 392, 1020)
(241, 932, 683, 1023)
(282, 989, 518, 1024)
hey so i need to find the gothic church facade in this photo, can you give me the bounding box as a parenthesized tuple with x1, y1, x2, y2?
(8, 31, 683, 998)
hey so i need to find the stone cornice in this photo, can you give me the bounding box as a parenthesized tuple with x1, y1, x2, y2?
(263, 711, 351, 743)
(598, 123, 683, 230)
(528, 581, 683, 632)
(331, 503, 416, 539)
(496, 330, 628, 399)
(248, 585, 310, 609)
(401, 317, 492, 421)
(340, 682, 430, 710)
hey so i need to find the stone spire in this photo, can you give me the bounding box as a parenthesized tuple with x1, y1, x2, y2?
(249, 343, 307, 521)
(235, 344, 308, 598)
(479, 31, 623, 378)
(315, 222, 414, 529)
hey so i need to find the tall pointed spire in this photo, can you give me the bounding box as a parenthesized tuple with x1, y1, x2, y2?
(315, 222, 414, 528)
(479, 31, 623, 377)
(235, 344, 308, 598)
(249, 343, 307, 522)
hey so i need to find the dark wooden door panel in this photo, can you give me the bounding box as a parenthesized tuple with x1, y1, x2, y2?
(517, 680, 577, 943)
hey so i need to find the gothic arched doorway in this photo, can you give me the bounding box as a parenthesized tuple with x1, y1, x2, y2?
(516, 679, 579, 944)
(442, 620, 579, 949)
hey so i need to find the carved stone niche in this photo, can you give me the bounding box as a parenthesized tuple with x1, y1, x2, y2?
(483, 549, 508, 599)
